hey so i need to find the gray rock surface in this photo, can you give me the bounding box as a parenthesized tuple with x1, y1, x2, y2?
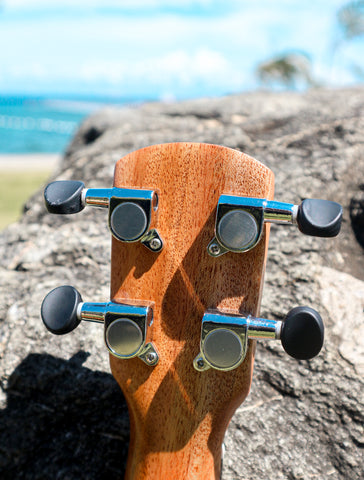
(0, 88, 363, 479)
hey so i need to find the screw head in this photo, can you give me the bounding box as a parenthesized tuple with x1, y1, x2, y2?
(149, 237, 162, 250)
(196, 358, 205, 369)
(145, 351, 157, 364)
(208, 243, 221, 256)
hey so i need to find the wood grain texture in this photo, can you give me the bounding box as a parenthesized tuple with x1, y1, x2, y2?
(109, 143, 274, 480)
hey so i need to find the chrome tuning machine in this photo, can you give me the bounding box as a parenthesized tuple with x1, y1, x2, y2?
(44, 180, 163, 252)
(208, 195, 342, 256)
(193, 306, 324, 372)
(41, 285, 159, 366)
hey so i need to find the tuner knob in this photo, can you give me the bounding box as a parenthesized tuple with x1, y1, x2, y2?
(194, 306, 324, 371)
(41, 286, 158, 365)
(41, 285, 83, 334)
(44, 180, 163, 252)
(208, 195, 342, 256)
(280, 306, 324, 360)
(44, 181, 86, 214)
(296, 199, 342, 237)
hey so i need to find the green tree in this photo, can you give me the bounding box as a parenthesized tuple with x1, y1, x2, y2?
(256, 2, 364, 89)
(334, 1, 364, 80)
(337, 0, 364, 40)
(256, 52, 315, 90)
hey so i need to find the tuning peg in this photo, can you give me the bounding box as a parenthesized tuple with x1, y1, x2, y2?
(208, 195, 342, 256)
(296, 199, 342, 237)
(41, 285, 83, 334)
(193, 306, 324, 371)
(279, 306, 324, 360)
(41, 285, 158, 365)
(44, 180, 86, 214)
(44, 180, 163, 252)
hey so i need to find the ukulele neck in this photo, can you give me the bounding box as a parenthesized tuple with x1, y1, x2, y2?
(109, 143, 274, 479)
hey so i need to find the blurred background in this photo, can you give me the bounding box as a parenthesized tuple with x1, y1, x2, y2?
(0, 0, 363, 228)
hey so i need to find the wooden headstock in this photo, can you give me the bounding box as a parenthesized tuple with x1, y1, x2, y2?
(109, 143, 274, 479)
(42, 142, 334, 479)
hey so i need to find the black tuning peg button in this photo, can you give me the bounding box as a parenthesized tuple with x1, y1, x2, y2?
(44, 181, 86, 214)
(194, 305, 325, 372)
(41, 285, 83, 335)
(280, 306, 324, 360)
(43, 180, 163, 252)
(296, 199, 342, 238)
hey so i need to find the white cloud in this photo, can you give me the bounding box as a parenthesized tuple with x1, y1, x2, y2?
(0, 0, 361, 97)
(4, 0, 218, 11)
(0, 47, 246, 98)
(4, 0, 347, 10)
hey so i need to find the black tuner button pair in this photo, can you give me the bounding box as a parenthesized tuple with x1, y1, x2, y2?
(41, 286, 324, 369)
(44, 180, 342, 257)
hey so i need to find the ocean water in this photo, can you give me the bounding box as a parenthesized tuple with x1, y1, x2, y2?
(0, 96, 129, 154)
(0, 0, 362, 154)
(0, 97, 87, 153)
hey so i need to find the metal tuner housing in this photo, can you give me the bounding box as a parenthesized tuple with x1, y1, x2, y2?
(193, 306, 324, 372)
(41, 285, 158, 366)
(208, 195, 342, 256)
(44, 180, 163, 252)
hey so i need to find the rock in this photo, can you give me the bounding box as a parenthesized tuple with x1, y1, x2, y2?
(0, 88, 363, 479)
(317, 266, 364, 376)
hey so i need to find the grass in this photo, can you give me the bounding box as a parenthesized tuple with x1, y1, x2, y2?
(0, 170, 52, 229)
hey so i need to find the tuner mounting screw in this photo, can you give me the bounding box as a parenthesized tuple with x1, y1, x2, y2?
(145, 351, 158, 364)
(208, 242, 221, 256)
(196, 358, 205, 369)
(149, 237, 162, 251)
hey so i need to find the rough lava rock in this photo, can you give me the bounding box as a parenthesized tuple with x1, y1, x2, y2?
(0, 88, 363, 479)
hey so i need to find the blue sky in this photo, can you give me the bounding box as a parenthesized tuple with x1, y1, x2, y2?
(0, 0, 362, 100)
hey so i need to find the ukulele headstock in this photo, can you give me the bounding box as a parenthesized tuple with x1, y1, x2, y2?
(41, 142, 340, 480)
(109, 143, 273, 479)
